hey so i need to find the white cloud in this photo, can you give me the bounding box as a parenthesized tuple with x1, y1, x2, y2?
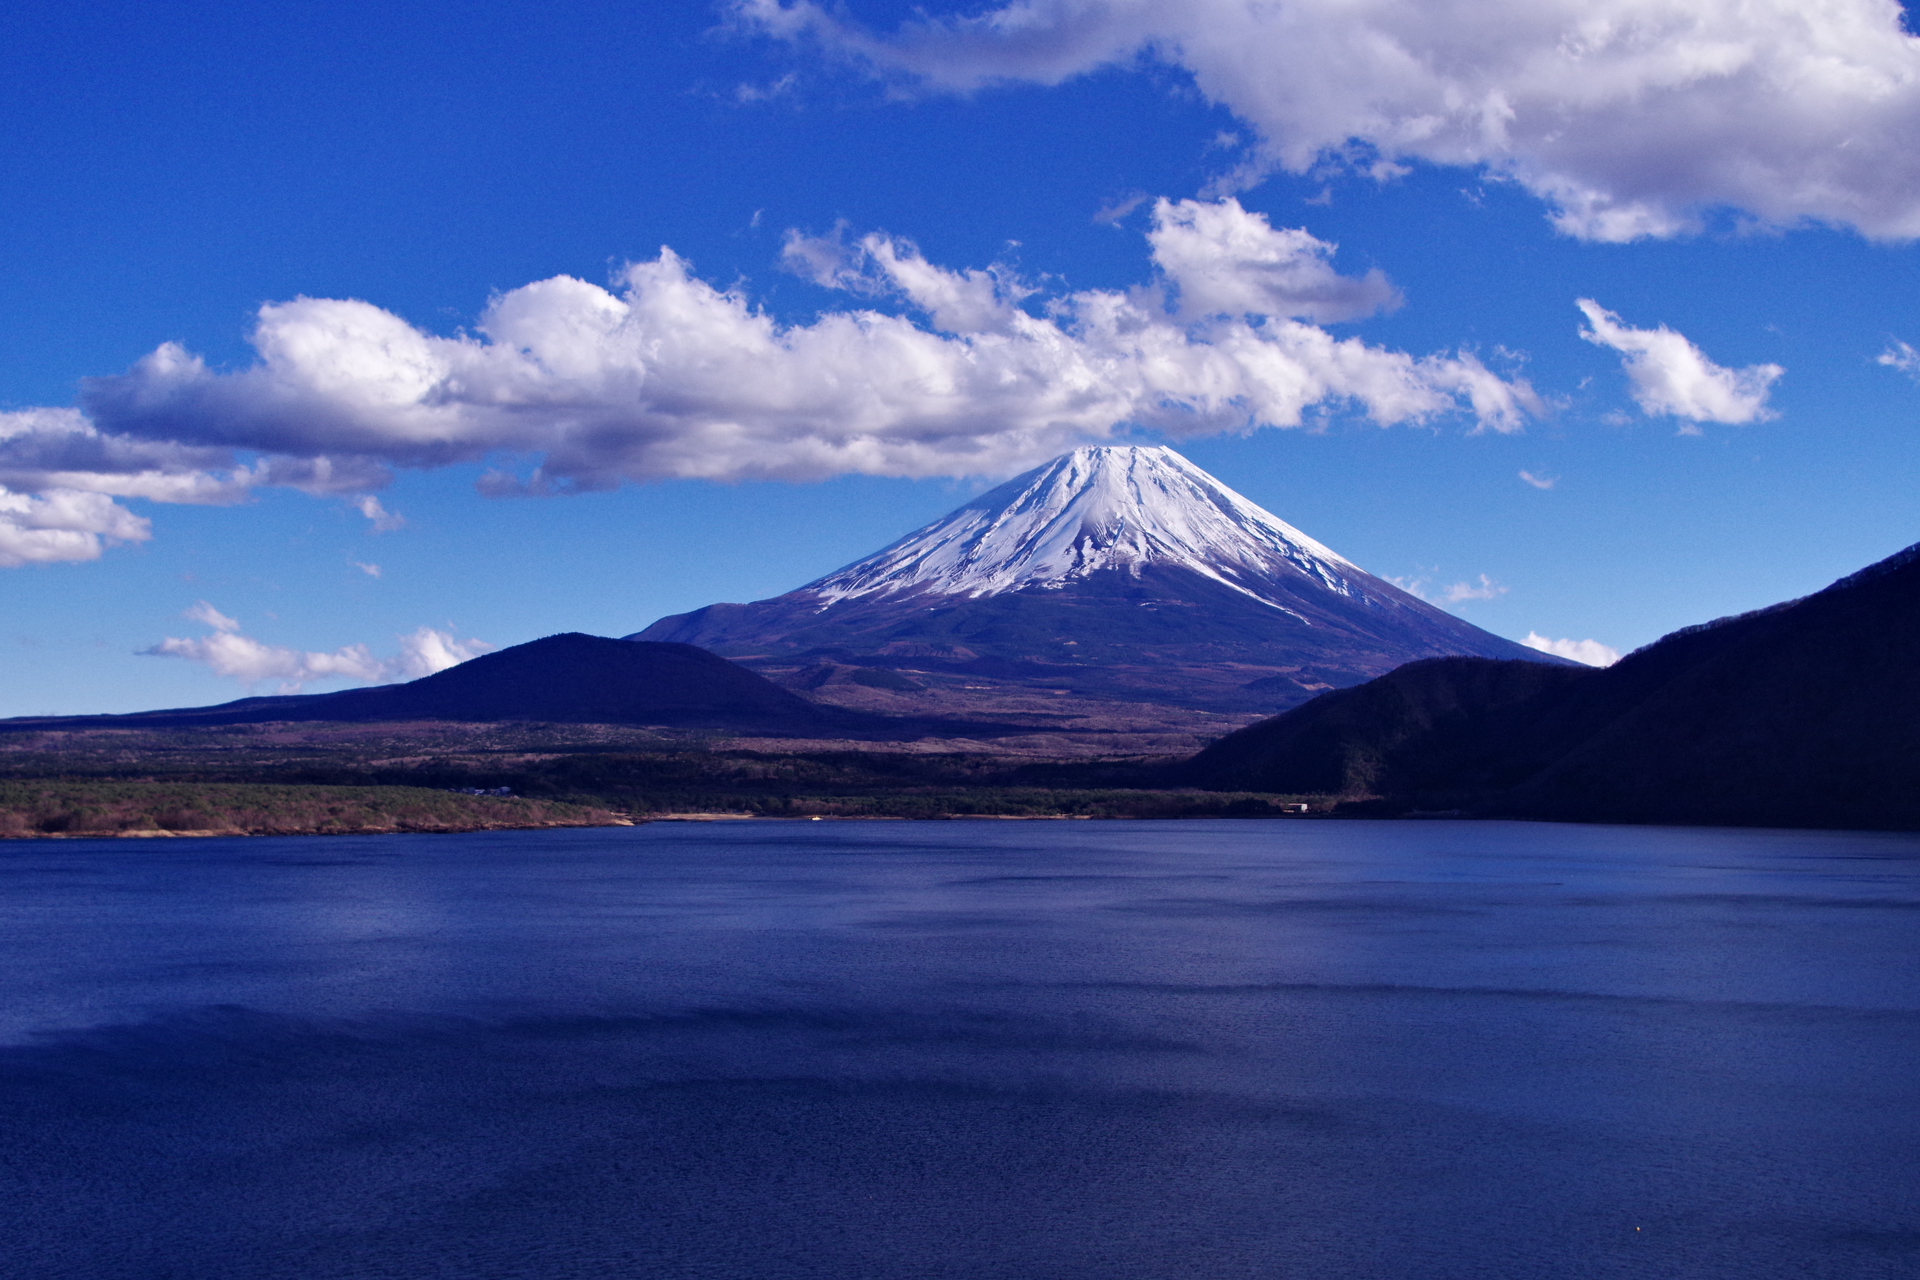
(1577, 300, 1782, 427)
(1389, 571, 1508, 606)
(355, 495, 406, 532)
(391, 626, 492, 680)
(0, 200, 1538, 569)
(733, 0, 1920, 241)
(143, 631, 388, 692)
(1146, 198, 1400, 323)
(1518, 469, 1556, 489)
(1442, 574, 1508, 604)
(1879, 340, 1920, 381)
(0, 406, 406, 570)
(0, 485, 151, 568)
(1523, 631, 1621, 666)
(0, 407, 244, 504)
(779, 222, 1038, 334)
(60, 198, 1534, 502)
(183, 600, 240, 633)
(353, 561, 382, 578)
(0, 406, 379, 503)
(142, 611, 491, 694)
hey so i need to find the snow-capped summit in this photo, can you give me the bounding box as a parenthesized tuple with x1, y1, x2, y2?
(805, 445, 1366, 611)
(630, 444, 1562, 720)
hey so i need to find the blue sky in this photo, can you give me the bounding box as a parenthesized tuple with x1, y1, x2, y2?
(5, 0, 1920, 714)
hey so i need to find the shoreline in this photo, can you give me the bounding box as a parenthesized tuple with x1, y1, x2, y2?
(0, 780, 627, 841)
(3, 817, 639, 840)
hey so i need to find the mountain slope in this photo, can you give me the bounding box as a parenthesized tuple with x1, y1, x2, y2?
(1175, 656, 1595, 797)
(801, 443, 1368, 609)
(632, 446, 1557, 718)
(0, 634, 875, 736)
(1181, 541, 1920, 828)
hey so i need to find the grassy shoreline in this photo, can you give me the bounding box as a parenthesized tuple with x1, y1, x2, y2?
(0, 778, 1334, 837)
(0, 781, 625, 839)
(0, 726, 1336, 834)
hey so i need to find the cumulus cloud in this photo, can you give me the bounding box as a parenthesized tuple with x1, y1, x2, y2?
(0, 485, 152, 568)
(1577, 300, 1782, 427)
(142, 611, 491, 693)
(389, 626, 492, 680)
(0, 408, 232, 567)
(1, 407, 243, 504)
(1879, 340, 1920, 381)
(732, 0, 1920, 241)
(0, 406, 380, 503)
(1146, 198, 1399, 322)
(779, 221, 1035, 335)
(1523, 631, 1621, 666)
(0, 406, 409, 569)
(143, 631, 388, 691)
(0, 198, 1537, 569)
(61, 198, 1534, 502)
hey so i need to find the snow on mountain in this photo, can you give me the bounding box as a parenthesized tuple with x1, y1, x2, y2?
(629, 443, 1562, 720)
(804, 445, 1368, 611)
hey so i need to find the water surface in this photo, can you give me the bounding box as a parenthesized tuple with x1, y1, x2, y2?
(3, 819, 1917, 1278)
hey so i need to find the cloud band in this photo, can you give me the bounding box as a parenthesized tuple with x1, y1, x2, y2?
(734, 0, 1920, 241)
(1, 198, 1538, 565)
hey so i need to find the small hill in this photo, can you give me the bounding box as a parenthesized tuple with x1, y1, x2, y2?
(1180, 541, 1920, 829)
(1, 634, 873, 737)
(1177, 656, 1595, 798)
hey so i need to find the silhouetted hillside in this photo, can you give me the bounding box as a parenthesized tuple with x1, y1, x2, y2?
(1182, 542, 1920, 829)
(1177, 656, 1594, 797)
(0, 634, 881, 737)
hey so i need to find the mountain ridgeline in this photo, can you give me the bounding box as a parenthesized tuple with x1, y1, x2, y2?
(1, 635, 878, 737)
(6, 486, 1920, 829)
(4, 448, 1557, 750)
(632, 446, 1559, 715)
(1180, 540, 1920, 829)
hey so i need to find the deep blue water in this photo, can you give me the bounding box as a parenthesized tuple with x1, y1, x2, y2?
(2, 819, 1918, 1279)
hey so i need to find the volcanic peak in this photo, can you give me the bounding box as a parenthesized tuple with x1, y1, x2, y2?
(803, 445, 1364, 612)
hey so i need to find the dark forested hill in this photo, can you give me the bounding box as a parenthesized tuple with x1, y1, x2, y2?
(1181, 542, 1920, 829)
(0, 634, 880, 737)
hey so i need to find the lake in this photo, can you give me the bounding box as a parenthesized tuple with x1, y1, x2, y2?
(2, 819, 1917, 1279)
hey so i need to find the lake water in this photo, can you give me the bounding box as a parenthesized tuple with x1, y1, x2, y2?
(2, 819, 1917, 1279)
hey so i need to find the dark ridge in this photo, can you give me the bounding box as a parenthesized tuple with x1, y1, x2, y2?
(1179, 540, 1920, 830)
(1173, 657, 1596, 797)
(0, 634, 943, 739)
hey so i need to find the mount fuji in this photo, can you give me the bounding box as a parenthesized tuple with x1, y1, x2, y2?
(630, 446, 1560, 721)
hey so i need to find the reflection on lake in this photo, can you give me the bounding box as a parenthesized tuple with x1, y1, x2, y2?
(3, 819, 1917, 1278)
